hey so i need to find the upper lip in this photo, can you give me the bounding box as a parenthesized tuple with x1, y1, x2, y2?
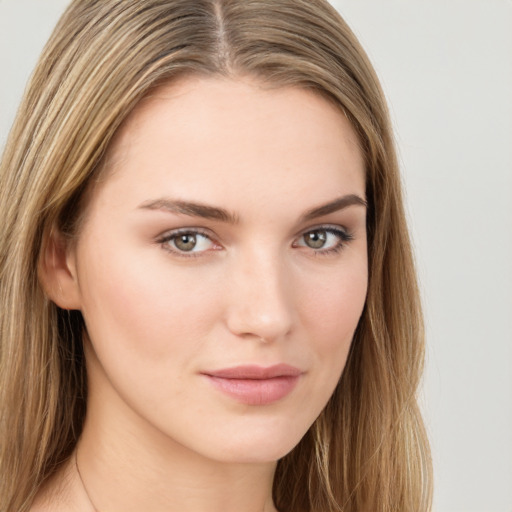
(203, 364, 302, 380)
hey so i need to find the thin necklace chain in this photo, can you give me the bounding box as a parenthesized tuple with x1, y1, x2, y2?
(75, 450, 100, 512)
(74, 449, 275, 512)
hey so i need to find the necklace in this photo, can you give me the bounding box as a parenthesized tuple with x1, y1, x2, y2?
(74, 450, 276, 512)
(75, 450, 100, 512)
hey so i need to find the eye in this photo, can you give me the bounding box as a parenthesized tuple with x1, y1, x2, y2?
(294, 227, 353, 254)
(158, 229, 219, 256)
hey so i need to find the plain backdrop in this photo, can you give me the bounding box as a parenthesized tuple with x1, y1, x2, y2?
(1, 1, 511, 511)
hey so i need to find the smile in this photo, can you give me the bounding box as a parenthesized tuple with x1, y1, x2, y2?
(202, 364, 302, 406)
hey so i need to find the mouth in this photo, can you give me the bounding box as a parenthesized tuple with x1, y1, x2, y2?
(201, 364, 303, 406)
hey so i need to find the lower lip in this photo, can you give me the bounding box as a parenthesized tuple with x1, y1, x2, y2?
(205, 375, 300, 405)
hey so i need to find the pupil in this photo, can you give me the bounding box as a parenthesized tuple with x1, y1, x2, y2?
(306, 231, 326, 249)
(175, 234, 197, 251)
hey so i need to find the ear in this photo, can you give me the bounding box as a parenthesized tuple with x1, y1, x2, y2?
(38, 228, 82, 310)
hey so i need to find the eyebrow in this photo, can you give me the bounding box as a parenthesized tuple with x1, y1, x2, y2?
(300, 194, 367, 222)
(137, 193, 367, 224)
(138, 198, 240, 223)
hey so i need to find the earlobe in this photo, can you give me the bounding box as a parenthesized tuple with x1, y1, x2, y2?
(38, 228, 82, 310)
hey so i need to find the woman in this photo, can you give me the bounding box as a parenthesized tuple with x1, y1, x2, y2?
(0, 0, 432, 511)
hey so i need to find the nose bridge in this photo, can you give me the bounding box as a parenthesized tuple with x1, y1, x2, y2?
(225, 243, 294, 342)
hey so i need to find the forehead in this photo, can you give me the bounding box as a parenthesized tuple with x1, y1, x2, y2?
(91, 75, 365, 219)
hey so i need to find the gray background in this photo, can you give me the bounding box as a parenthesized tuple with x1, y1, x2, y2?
(1, 1, 511, 510)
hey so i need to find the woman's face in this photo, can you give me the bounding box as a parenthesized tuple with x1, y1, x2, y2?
(67, 76, 368, 462)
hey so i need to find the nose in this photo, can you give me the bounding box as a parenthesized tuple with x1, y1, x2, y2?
(224, 248, 295, 343)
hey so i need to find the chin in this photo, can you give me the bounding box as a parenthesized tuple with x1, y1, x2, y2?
(190, 419, 310, 464)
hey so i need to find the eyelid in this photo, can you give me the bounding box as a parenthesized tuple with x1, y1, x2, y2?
(156, 227, 222, 257)
(156, 223, 354, 258)
(298, 221, 348, 233)
(294, 223, 352, 241)
(293, 224, 354, 254)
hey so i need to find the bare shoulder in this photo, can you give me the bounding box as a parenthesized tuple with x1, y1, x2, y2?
(29, 480, 66, 512)
(28, 498, 50, 512)
(29, 487, 58, 512)
(29, 459, 83, 512)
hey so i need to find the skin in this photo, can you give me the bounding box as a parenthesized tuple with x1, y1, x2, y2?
(36, 76, 368, 512)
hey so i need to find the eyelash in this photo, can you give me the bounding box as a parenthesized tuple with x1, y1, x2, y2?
(157, 225, 354, 259)
(294, 226, 354, 257)
(157, 228, 217, 259)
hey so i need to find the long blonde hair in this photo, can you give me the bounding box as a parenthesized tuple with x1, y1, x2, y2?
(0, 1, 432, 510)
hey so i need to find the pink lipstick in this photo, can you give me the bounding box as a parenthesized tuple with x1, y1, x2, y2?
(202, 364, 302, 405)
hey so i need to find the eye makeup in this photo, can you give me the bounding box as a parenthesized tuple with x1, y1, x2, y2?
(294, 226, 354, 256)
(156, 224, 354, 259)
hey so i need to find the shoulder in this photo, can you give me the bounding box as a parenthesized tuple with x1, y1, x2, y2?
(29, 459, 83, 512)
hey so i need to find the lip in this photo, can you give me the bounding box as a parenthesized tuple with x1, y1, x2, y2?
(202, 364, 303, 405)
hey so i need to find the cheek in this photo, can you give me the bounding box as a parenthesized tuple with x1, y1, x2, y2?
(301, 264, 367, 347)
(297, 260, 367, 390)
(77, 245, 222, 362)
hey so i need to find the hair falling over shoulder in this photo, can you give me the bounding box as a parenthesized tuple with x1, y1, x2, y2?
(0, 1, 432, 510)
